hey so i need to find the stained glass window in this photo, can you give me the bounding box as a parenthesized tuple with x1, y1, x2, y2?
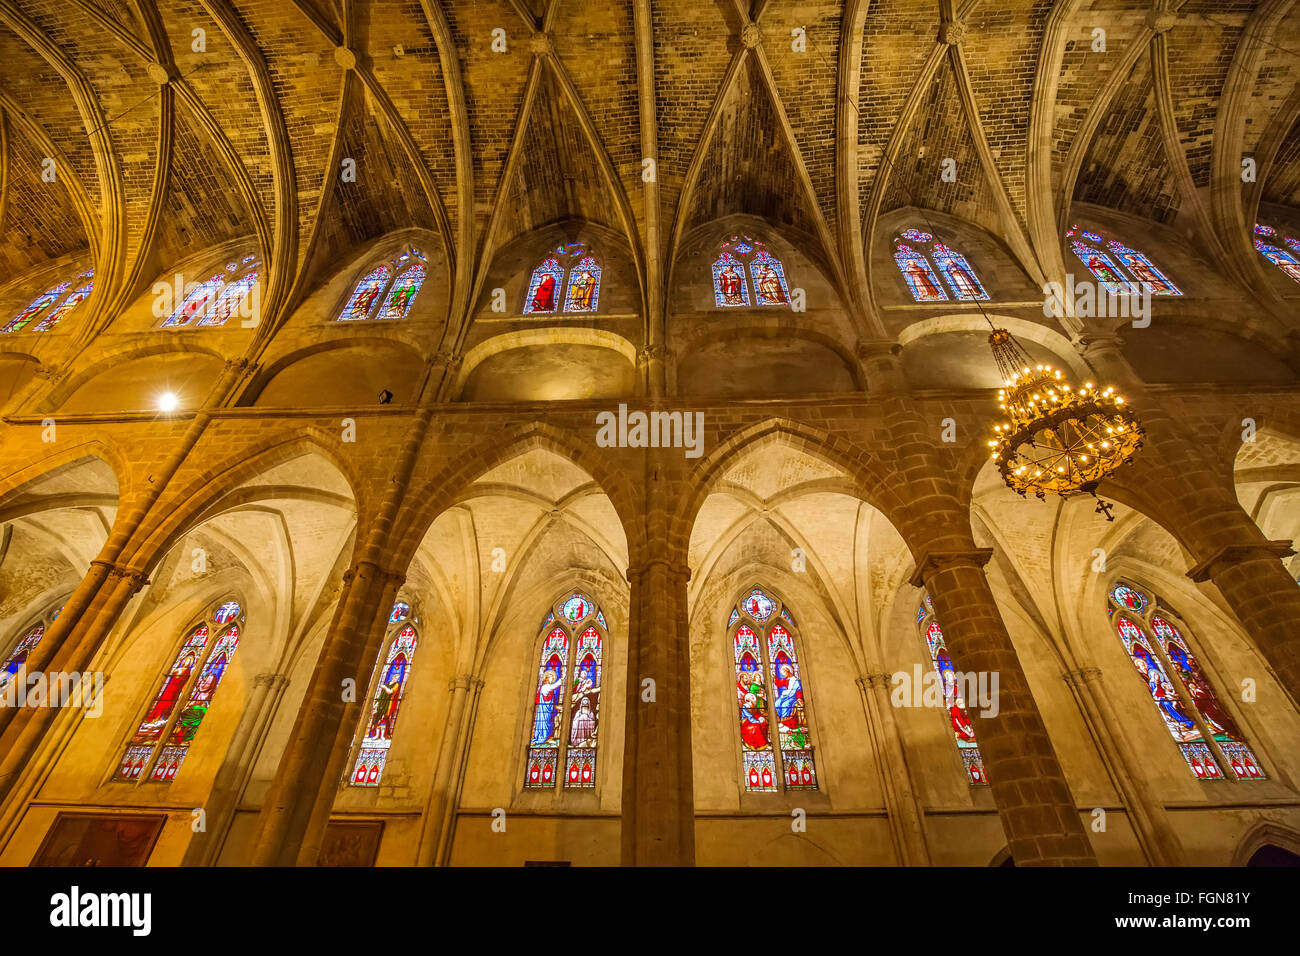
(2, 280, 72, 333)
(161, 274, 224, 328)
(30, 276, 94, 333)
(712, 251, 750, 307)
(932, 243, 989, 300)
(0, 598, 64, 690)
(115, 598, 245, 783)
(1253, 235, 1300, 285)
(1254, 223, 1275, 237)
(917, 596, 987, 785)
(351, 606, 420, 787)
(378, 264, 425, 320)
(524, 594, 610, 791)
(339, 264, 393, 321)
(1067, 226, 1181, 296)
(196, 273, 258, 327)
(563, 257, 602, 313)
(730, 589, 818, 793)
(711, 236, 790, 308)
(1107, 581, 1263, 780)
(523, 258, 565, 315)
(893, 242, 948, 301)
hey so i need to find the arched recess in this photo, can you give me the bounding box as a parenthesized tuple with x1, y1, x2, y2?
(967, 458, 1300, 863)
(685, 429, 941, 865)
(1231, 822, 1300, 867)
(49, 347, 227, 414)
(385, 445, 631, 867)
(1121, 322, 1295, 386)
(896, 315, 1087, 390)
(454, 328, 637, 403)
(0, 353, 40, 410)
(3, 449, 362, 868)
(0, 455, 119, 657)
(241, 339, 427, 408)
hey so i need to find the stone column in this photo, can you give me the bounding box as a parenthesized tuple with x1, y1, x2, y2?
(249, 561, 399, 866)
(856, 672, 931, 865)
(912, 550, 1097, 865)
(416, 674, 485, 866)
(621, 555, 694, 865)
(1062, 666, 1184, 866)
(182, 672, 290, 866)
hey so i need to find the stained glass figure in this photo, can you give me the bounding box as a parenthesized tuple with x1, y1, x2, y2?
(1150, 616, 1263, 779)
(565, 627, 602, 788)
(340, 265, 392, 321)
(1255, 238, 1300, 284)
(561, 594, 595, 623)
(730, 592, 818, 793)
(734, 624, 776, 792)
(712, 251, 750, 307)
(161, 624, 240, 778)
(115, 625, 210, 779)
(750, 250, 789, 306)
(893, 243, 948, 301)
(3, 281, 71, 333)
(768, 625, 816, 789)
(563, 257, 602, 313)
(525, 627, 570, 788)
(932, 243, 989, 300)
(389, 601, 410, 624)
(1107, 242, 1180, 295)
(1108, 582, 1263, 780)
(31, 279, 93, 332)
(1255, 223, 1276, 237)
(213, 601, 241, 624)
(352, 622, 419, 786)
(523, 258, 564, 314)
(1070, 241, 1131, 293)
(160, 274, 223, 327)
(378, 264, 425, 320)
(918, 605, 986, 786)
(1109, 584, 1147, 612)
(198, 273, 259, 327)
(739, 588, 776, 623)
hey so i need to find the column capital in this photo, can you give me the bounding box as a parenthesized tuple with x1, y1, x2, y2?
(908, 548, 994, 589)
(855, 338, 902, 361)
(342, 560, 406, 586)
(449, 674, 485, 693)
(1072, 331, 1126, 356)
(1062, 666, 1103, 688)
(1186, 540, 1295, 583)
(857, 671, 895, 690)
(254, 672, 290, 689)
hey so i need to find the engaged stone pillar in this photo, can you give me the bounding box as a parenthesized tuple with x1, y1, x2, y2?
(912, 549, 1096, 865)
(856, 673, 931, 865)
(417, 674, 485, 866)
(621, 558, 694, 865)
(1062, 666, 1184, 866)
(250, 560, 399, 866)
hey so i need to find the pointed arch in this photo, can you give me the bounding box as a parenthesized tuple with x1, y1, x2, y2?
(1, 268, 95, 334)
(1067, 225, 1181, 296)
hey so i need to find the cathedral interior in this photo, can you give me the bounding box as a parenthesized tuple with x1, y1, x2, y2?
(0, 0, 1299, 868)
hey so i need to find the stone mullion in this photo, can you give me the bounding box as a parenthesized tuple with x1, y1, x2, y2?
(856, 673, 932, 865)
(1061, 666, 1184, 865)
(916, 553, 1096, 865)
(416, 673, 485, 865)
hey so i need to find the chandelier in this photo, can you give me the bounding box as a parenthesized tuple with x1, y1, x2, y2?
(985, 329, 1144, 503)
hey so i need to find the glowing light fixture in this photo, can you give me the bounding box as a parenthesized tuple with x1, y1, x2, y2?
(157, 391, 179, 412)
(986, 329, 1144, 503)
